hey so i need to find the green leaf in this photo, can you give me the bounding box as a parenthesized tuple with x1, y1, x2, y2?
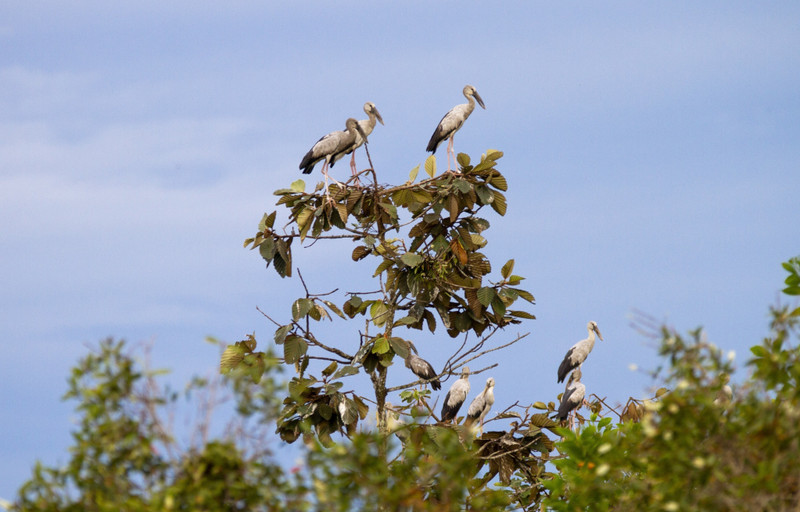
(283, 335, 307, 364)
(290, 179, 305, 192)
(457, 152, 471, 168)
(372, 336, 390, 354)
(750, 345, 767, 357)
(401, 252, 424, 267)
(292, 298, 314, 321)
(322, 361, 339, 377)
(477, 286, 497, 307)
(490, 190, 507, 216)
(532, 401, 548, 410)
(389, 337, 410, 359)
(425, 155, 436, 177)
(501, 259, 515, 279)
(322, 300, 346, 319)
(220, 345, 245, 372)
(509, 310, 536, 320)
(274, 324, 292, 344)
(655, 387, 669, 398)
(491, 296, 506, 317)
(408, 164, 420, 183)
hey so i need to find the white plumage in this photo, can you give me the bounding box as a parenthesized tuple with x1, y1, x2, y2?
(465, 377, 495, 428)
(557, 321, 603, 383)
(333, 102, 383, 178)
(299, 117, 365, 185)
(426, 85, 485, 171)
(557, 368, 586, 421)
(441, 366, 471, 422)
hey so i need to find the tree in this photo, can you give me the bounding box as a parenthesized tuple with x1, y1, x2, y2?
(10, 140, 800, 510)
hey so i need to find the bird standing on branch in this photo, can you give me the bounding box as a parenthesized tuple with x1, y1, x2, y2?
(426, 84, 485, 172)
(441, 367, 471, 422)
(404, 341, 441, 390)
(465, 377, 495, 430)
(299, 117, 366, 189)
(557, 367, 586, 422)
(557, 321, 603, 383)
(333, 102, 383, 182)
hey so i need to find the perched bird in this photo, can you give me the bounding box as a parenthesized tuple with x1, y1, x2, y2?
(465, 377, 495, 428)
(332, 102, 384, 179)
(299, 118, 366, 187)
(441, 367, 471, 422)
(426, 84, 485, 172)
(404, 341, 441, 390)
(557, 367, 586, 422)
(557, 321, 603, 383)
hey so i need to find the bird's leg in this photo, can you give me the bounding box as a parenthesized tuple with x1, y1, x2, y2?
(349, 151, 362, 187)
(446, 135, 454, 172)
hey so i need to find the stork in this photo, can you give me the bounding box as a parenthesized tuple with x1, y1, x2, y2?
(557, 321, 603, 383)
(331, 102, 383, 181)
(465, 377, 495, 429)
(557, 367, 586, 422)
(441, 366, 471, 422)
(404, 341, 441, 390)
(426, 85, 485, 172)
(299, 118, 366, 189)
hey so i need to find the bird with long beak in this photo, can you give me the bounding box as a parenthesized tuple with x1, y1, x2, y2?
(465, 377, 495, 430)
(403, 341, 441, 391)
(426, 85, 485, 172)
(299, 117, 367, 190)
(441, 366, 470, 422)
(557, 321, 603, 383)
(332, 102, 384, 183)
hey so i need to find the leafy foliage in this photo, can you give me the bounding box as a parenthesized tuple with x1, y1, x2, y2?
(11, 132, 799, 511)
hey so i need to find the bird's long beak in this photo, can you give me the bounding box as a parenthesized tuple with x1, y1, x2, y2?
(375, 109, 385, 126)
(594, 326, 604, 341)
(473, 91, 486, 109)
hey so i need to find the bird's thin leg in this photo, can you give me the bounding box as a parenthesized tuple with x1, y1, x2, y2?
(446, 135, 454, 172)
(349, 151, 362, 187)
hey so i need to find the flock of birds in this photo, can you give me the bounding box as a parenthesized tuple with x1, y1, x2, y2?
(299, 85, 486, 186)
(398, 321, 604, 430)
(298, 87, 604, 430)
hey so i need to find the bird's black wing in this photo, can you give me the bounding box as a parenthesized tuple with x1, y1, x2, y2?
(441, 390, 456, 421)
(557, 348, 576, 383)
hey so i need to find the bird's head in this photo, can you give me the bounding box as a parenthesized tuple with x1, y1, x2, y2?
(460, 366, 470, 378)
(406, 340, 419, 355)
(589, 321, 603, 341)
(571, 367, 583, 382)
(365, 102, 385, 125)
(486, 377, 495, 388)
(464, 84, 486, 109)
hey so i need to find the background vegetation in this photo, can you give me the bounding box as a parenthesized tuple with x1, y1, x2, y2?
(10, 154, 799, 511)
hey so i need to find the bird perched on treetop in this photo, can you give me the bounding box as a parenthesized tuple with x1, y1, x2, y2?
(557, 367, 586, 422)
(465, 377, 495, 429)
(426, 85, 485, 172)
(403, 341, 441, 390)
(299, 117, 366, 187)
(441, 367, 470, 422)
(557, 321, 603, 383)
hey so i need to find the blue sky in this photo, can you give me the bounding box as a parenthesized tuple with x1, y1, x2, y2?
(2, 2, 799, 499)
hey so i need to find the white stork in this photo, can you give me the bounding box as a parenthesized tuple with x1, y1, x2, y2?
(404, 341, 441, 390)
(465, 377, 495, 429)
(441, 366, 471, 422)
(426, 85, 485, 172)
(331, 102, 383, 179)
(557, 321, 603, 383)
(557, 367, 586, 422)
(299, 117, 366, 188)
